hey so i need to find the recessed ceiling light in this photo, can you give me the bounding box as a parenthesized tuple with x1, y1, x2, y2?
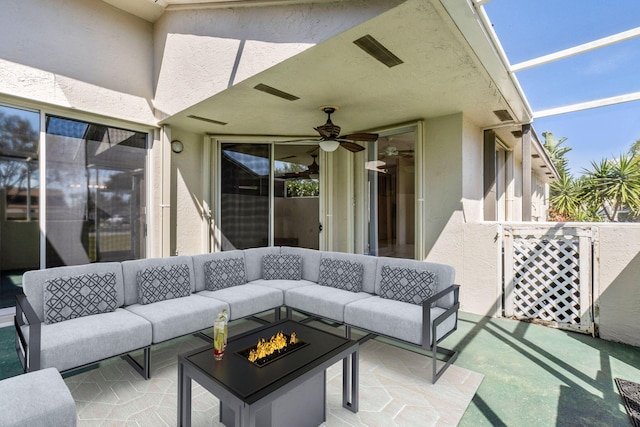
(353, 35, 403, 68)
(254, 83, 299, 101)
(187, 115, 227, 125)
(494, 110, 514, 122)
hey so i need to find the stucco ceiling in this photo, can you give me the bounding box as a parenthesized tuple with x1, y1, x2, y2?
(163, 1, 524, 138)
(102, 0, 553, 176)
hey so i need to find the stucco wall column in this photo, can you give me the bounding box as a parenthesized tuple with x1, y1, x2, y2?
(483, 130, 497, 221)
(521, 124, 532, 221)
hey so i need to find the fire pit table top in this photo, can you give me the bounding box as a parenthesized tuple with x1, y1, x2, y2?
(182, 319, 356, 404)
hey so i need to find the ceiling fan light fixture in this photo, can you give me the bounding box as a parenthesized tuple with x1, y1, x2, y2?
(319, 139, 340, 152)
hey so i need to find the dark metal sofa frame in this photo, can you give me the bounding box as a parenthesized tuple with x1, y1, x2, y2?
(15, 284, 458, 384)
(15, 293, 284, 381)
(285, 284, 461, 384)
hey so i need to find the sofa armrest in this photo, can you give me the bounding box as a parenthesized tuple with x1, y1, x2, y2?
(15, 293, 41, 372)
(421, 284, 460, 349)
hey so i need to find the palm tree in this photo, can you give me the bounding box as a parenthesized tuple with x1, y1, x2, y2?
(580, 155, 640, 221)
(542, 131, 572, 176)
(549, 173, 581, 221)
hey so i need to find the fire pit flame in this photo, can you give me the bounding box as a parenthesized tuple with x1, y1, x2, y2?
(248, 331, 299, 363)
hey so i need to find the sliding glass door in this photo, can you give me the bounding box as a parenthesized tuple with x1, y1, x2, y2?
(218, 142, 320, 250)
(368, 128, 417, 259)
(219, 143, 270, 250)
(0, 105, 40, 308)
(45, 116, 147, 267)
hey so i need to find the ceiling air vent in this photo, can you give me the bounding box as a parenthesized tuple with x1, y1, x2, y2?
(254, 83, 299, 101)
(353, 35, 403, 68)
(532, 154, 540, 158)
(494, 109, 514, 122)
(188, 115, 227, 126)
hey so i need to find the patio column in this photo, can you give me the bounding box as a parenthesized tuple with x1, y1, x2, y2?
(483, 130, 497, 221)
(521, 124, 532, 221)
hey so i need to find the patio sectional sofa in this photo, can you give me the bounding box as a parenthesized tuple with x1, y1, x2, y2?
(15, 246, 460, 385)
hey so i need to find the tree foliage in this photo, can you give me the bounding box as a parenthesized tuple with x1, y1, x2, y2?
(286, 180, 319, 197)
(544, 132, 640, 222)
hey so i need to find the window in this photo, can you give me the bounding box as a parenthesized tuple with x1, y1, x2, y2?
(45, 116, 147, 267)
(368, 128, 417, 259)
(0, 104, 40, 308)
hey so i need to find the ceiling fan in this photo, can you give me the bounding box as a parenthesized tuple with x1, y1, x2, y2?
(276, 154, 320, 180)
(286, 106, 379, 153)
(379, 137, 414, 158)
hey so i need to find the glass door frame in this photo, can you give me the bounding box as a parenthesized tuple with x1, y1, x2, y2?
(209, 136, 325, 252)
(361, 121, 424, 260)
(40, 110, 152, 268)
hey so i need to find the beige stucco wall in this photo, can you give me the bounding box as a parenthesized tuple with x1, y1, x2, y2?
(461, 115, 484, 223)
(0, 0, 155, 126)
(423, 113, 464, 260)
(596, 224, 640, 346)
(421, 113, 502, 316)
(167, 128, 206, 256)
(152, 0, 402, 119)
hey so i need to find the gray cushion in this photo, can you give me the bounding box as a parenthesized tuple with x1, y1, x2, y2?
(378, 265, 437, 305)
(243, 247, 281, 281)
(281, 247, 322, 282)
(23, 262, 125, 322)
(192, 251, 246, 292)
(197, 284, 283, 320)
(249, 278, 316, 292)
(344, 296, 457, 346)
(374, 257, 455, 308)
(262, 254, 302, 280)
(204, 257, 246, 290)
(34, 308, 152, 372)
(43, 272, 118, 324)
(318, 258, 364, 292)
(285, 284, 372, 322)
(125, 295, 228, 343)
(0, 367, 76, 427)
(320, 252, 378, 293)
(137, 263, 191, 305)
(122, 256, 196, 306)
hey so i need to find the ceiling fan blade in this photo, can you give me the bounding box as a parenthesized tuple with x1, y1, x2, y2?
(338, 141, 365, 153)
(341, 132, 379, 142)
(314, 127, 332, 139)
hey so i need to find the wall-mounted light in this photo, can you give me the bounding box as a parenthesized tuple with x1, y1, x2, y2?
(171, 140, 184, 154)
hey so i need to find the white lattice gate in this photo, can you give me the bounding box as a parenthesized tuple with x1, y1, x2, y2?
(503, 226, 595, 334)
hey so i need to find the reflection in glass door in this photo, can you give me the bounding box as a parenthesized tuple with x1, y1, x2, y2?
(45, 116, 147, 267)
(218, 143, 320, 251)
(274, 145, 320, 250)
(219, 143, 270, 250)
(368, 130, 416, 259)
(0, 105, 40, 308)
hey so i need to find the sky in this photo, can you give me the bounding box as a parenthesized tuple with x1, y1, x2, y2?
(483, 0, 640, 176)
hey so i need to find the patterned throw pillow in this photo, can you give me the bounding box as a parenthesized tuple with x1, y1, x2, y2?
(204, 257, 246, 290)
(137, 264, 191, 305)
(43, 272, 118, 324)
(378, 265, 438, 305)
(262, 254, 302, 280)
(318, 258, 364, 292)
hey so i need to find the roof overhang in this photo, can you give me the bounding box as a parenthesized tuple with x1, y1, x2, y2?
(156, 0, 533, 142)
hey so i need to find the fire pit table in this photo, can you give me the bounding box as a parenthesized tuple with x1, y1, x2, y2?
(177, 319, 359, 427)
